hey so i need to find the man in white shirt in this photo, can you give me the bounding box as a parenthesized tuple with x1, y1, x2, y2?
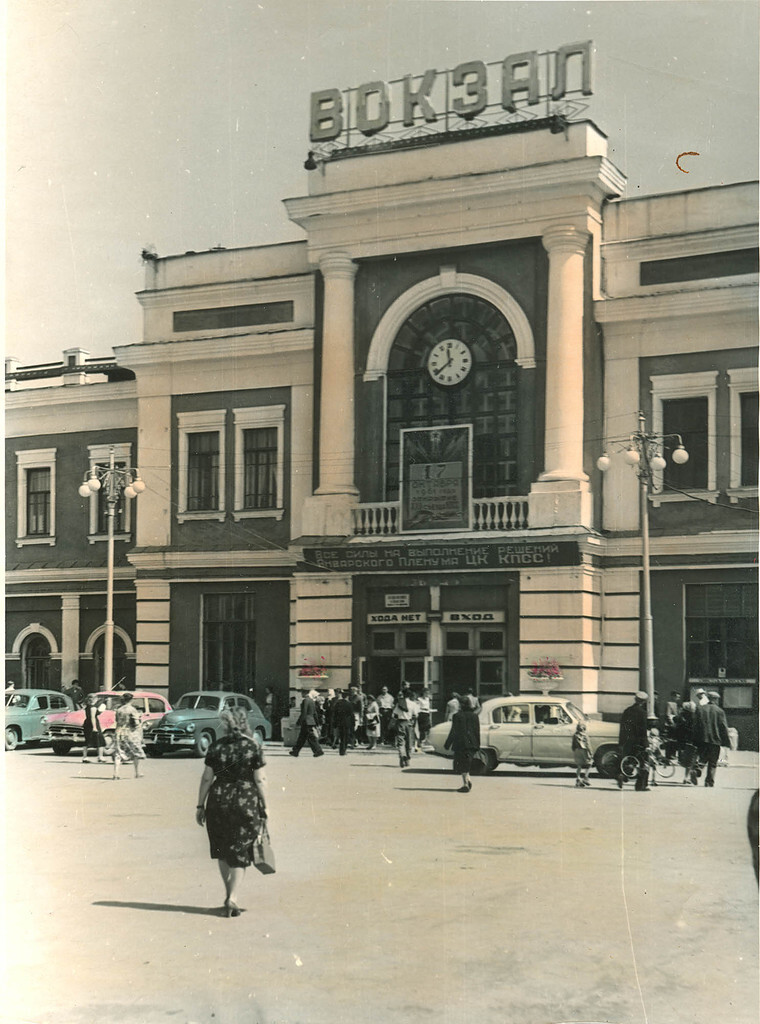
(377, 686, 395, 745)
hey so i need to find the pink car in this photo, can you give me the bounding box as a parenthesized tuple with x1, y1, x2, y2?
(44, 690, 172, 756)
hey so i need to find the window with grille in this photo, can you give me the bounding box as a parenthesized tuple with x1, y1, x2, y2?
(243, 427, 278, 509)
(26, 468, 51, 535)
(203, 594, 256, 691)
(685, 583, 758, 679)
(385, 294, 519, 500)
(188, 432, 220, 511)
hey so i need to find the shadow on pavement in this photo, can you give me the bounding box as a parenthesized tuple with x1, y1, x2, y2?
(93, 900, 223, 916)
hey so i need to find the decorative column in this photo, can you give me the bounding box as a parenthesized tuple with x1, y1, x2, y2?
(61, 594, 81, 684)
(302, 251, 358, 537)
(529, 225, 592, 528)
(317, 251, 359, 496)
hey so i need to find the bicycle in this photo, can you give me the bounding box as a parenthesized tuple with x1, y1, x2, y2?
(620, 746, 676, 782)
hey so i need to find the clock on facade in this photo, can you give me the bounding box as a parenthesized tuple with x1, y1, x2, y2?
(426, 338, 473, 386)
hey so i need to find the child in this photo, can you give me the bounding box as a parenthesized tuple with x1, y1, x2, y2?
(647, 723, 663, 786)
(572, 721, 593, 787)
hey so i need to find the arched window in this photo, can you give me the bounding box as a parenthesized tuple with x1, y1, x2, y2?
(386, 293, 518, 499)
(22, 634, 51, 689)
(92, 634, 129, 690)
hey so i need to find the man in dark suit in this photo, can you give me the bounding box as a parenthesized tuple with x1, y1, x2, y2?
(617, 690, 650, 791)
(289, 688, 324, 758)
(696, 691, 731, 787)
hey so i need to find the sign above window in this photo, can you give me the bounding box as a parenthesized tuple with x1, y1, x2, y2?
(309, 42, 593, 155)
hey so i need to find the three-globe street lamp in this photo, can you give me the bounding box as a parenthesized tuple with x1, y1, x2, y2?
(78, 445, 145, 690)
(597, 412, 689, 715)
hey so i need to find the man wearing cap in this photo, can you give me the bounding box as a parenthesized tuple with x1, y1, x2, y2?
(695, 688, 709, 707)
(695, 691, 730, 787)
(617, 691, 650, 791)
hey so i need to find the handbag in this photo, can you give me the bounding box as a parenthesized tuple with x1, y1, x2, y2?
(253, 824, 276, 875)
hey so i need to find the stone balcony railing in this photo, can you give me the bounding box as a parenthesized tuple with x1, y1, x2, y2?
(351, 495, 530, 537)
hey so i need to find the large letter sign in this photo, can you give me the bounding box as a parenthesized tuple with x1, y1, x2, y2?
(356, 81, 390, 135)
(403, 69, 438, 126)
(310, 88, 343, 141)
(308, 41, 593, 145)
(502, 51, 539, 112)
(451, 61, 487, 119)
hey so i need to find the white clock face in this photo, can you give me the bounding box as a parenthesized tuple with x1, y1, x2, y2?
(426, 339, 473, 386)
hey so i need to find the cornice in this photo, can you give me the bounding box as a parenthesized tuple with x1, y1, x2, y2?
(5, 381, 137, 411)
(285, 156, 625, 228)
(594, 284, 758, 323)
(135, 274, 313, 310)
(6, 567, 136, 587)
(115, 329, 314, 366)
(598, 530, 757, 558)
(601, 224, 758, 262)
(127, 549, 298, 571)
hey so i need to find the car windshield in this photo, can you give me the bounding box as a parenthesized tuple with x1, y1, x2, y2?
(5, 693, 30, 708)
(566, 701, 587, 723)
(176, 694, 220, 711)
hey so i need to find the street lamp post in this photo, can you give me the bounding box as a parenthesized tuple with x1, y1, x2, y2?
(78, 446, 145, 689)
(597, 413, 689, 715)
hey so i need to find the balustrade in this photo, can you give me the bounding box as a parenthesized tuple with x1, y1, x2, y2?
(351, 496, 529, 536)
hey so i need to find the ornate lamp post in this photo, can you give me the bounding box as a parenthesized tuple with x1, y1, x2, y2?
(597, 413, 689, 715)
(78, 445, 145, 689)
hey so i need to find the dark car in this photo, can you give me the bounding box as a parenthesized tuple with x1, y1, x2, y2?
(5, 689, 75, 750)
(144, 691, 271, 757)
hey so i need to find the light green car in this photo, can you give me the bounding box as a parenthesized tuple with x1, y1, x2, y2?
(426, 695, 621, 777)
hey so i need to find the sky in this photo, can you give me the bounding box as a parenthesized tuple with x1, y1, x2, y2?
(6, 0, 759, 366)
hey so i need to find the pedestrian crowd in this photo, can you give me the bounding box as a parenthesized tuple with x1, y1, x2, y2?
(615, 687, 732, 792)
(288, 683, 442, 764)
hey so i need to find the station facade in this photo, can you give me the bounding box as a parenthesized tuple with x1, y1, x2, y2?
(6, 87, 758, 743)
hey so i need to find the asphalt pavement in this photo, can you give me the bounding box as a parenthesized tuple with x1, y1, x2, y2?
(2, 742, 758, 1024)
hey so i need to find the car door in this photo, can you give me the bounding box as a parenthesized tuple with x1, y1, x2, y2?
(483, 702, 533, 762)
(531, 702, 576, 763)
(28, 692, 49, 741)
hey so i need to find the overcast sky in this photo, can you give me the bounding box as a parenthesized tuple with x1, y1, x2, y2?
(6, 0, 758, 366)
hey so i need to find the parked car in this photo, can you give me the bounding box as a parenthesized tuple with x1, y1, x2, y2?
(5, 689, 75, 750)
(44, 691, 172, 755)
(426, 696, 621, 777)
(144, 691, 271, 757)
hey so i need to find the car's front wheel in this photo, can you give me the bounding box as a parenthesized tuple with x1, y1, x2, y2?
(594, 744, 621, 778)
(51, 741, 73, 756)
(146, 746, 164, 758)
(195, 730, 214, 757)
(5, 726, 20, 751)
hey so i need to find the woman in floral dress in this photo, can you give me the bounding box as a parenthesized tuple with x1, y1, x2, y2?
(113, 692, 147, 779)
(195, 708, 268, 917)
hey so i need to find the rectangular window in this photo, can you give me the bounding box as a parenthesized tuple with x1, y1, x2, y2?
(177, 410, 226, 521)
(86, 443, 133, 541)
(26, 468, 50, 535)
(651, 371, 717, 505)
(16, 448, 56, 546)
(662, 396, 708, 490)
(740, 392, 758, 487)
(95, 463, 127, 534)
(685, 583, 758, 679)
(188, 432, 220, 511)
(233, 405, 285, 520)
(243, 428, 278, 509)
(202, 594, 256, 690)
